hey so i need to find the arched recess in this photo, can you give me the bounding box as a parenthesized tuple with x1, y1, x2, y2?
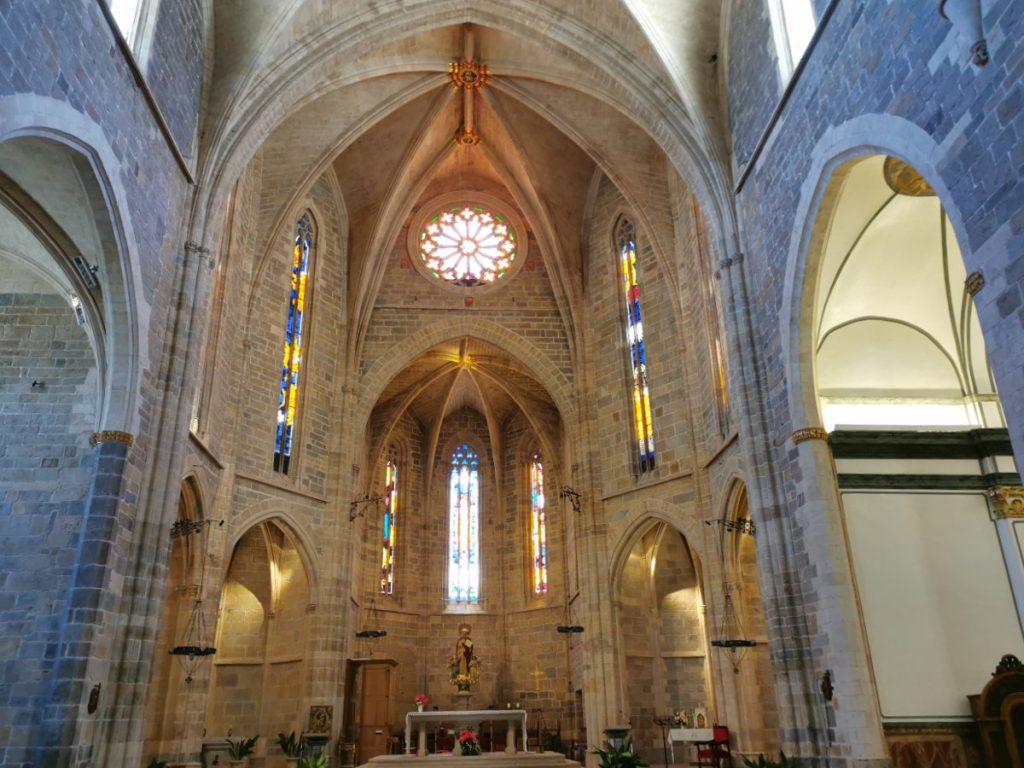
(791, 148, 1024, 742)
(208, 519, 313, 740)
(0, 100, 141, 433)
(612, 519, 710, 758)
(721, 482, 778, 756)
(143, 477, 206, 760)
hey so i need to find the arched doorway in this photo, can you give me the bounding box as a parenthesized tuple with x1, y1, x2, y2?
(208, 520, 313, 744)
(723, 484, 778, 757)
(615, 521, 709, 759)
(806, 154, 1024, 755)
(144, 478, 205, 761)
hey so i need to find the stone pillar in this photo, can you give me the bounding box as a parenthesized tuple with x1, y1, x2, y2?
(715, 252, 888, 766)
(87, 238, 218, 767)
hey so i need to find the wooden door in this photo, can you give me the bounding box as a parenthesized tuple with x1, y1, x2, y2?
(356, 661, 396, 762)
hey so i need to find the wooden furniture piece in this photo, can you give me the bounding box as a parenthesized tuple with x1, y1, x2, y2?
(343, 659, 398, 764)
(695, 725, 730, 768)
(969, 654, 1024, 768)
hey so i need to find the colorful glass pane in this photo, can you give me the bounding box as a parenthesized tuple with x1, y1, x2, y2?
(530, 453, 548, 596)
(618, 220, 656, 472)
(380, 458, 397, 595)
(448, 443, 480, 603)
(273, 213, 312, 474)
(420, 205, 517, 287)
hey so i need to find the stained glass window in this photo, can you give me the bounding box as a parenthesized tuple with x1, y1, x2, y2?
(273, 213, 313, 474)
(618, 219, 656, 472)
(420, 205, 517, 287)
(448, 443, 480, 603)
(530, 453, 548, 596)
(380, 458, 398, 595)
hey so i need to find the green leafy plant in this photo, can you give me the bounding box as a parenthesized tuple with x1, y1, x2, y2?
(278, 731, 306, 758)
(147, 759, 169, 768)
(226, 735, 258, 759)
(592, 739, 649, 768)
(298, 755, 329, 768)
(742, 752, 799, 768)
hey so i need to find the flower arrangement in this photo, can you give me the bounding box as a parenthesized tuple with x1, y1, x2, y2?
(415, 694, 429, 707)
(447, 656, 483, 689)
(458, 728, 481, 756)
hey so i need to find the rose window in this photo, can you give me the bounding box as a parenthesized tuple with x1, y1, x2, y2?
(418, 206, 518, 287)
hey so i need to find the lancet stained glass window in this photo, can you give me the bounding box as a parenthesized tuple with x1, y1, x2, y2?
(530, 453, 548, 596)
(448, 443, 480, 603)
(273, 213, 312, 474)
(420, 205, 517, 287)
(618, 219, 656, 472)
(380, 458, 398, 595)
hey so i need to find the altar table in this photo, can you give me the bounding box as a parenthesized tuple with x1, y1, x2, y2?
(405, 709, 528, 757)
(667, 728, 714, 764)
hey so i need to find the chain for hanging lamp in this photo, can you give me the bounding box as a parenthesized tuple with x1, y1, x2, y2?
(168, 517, 221, 684)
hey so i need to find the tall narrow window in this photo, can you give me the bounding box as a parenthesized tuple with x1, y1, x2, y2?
(770, 0, 817, 77)
(530, 453, 548, 596)
(380, 458, 398, 595)
(448, 443, 480, 604)
(274, 213, 313, 474)
(618, 219, 656, 473)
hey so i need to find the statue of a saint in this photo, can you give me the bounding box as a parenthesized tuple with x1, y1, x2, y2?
(454, 623, 474, 676)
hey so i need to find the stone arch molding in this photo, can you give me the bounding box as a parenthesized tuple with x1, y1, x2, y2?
(780, 113, 976, 431)
(608, 502, 706, 596)
(225, 506, 322, 604)
(192, 0, 736, 277)
(359, 318, 577, 423)
(0, 94, 145, 433)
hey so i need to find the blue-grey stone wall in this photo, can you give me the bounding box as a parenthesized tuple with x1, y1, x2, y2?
(146, 0, 204, 158)
(0, 1, 199, 764)
(727, 0, 783, 175)
(725, 0, 1024, 757)
(0, 294, 98, 767)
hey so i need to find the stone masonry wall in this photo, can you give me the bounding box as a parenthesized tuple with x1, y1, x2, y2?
(145, 0, 204, 158)
(726, 0, 1024, 762)
(0, 291, 97, 764)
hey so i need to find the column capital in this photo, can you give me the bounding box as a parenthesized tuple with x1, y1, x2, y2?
(989, 486, 1024, 519)
(90, 430, 135, 447)
(791, 427, 829, 445)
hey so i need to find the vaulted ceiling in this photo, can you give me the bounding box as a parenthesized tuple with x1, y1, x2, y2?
(196, 0, 728, 458)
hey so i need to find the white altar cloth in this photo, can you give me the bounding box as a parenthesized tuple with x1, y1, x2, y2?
(404, 709, 528, 757)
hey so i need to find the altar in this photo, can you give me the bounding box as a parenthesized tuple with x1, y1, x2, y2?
(404, 709, 529, 757)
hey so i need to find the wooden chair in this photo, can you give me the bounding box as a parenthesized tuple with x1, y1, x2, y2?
(696, 725, 730, 768)
(969, 654, 1024, 767)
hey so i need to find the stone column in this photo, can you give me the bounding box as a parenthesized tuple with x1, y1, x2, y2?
(715, 252, 887, 766)
(88, 238, 218, 767)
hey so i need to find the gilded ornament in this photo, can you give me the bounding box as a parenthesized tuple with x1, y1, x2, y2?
(989, 486, 1024, 519)
(883, 157, 936, 197)
(448, 60, 489, 90)
(792, 427, 829, 445)
(90, 430, 135, 446)
(965, 270, 985, 296)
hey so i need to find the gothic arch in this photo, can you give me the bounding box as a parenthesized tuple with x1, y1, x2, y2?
(190, 2, 737, 274)
(781, 114, 974, 429)
(609, 506, 705, 596)
(0, 94, 142, 432)
(226, 508, 322, 603)
(358, 319, 576, 423)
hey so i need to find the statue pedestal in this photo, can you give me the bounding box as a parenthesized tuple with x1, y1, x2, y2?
(453, 689, 473, 710)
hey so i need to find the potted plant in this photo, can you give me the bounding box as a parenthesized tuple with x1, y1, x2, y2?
(458, 728, 482, 756)
(414, 693, 429, 712)
(226, 735, 258, 767)
(299, 756, 329, 768)
(592, 738, 649, 768)
(278, 731, 306, 766)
